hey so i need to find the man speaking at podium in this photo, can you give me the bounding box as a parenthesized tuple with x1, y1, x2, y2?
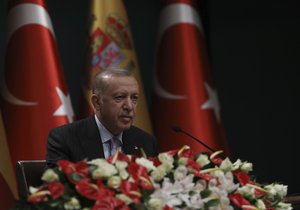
(46, 68, 158, 168)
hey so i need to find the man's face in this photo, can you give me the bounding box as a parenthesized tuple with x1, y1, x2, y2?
(98, 76, 139, 135)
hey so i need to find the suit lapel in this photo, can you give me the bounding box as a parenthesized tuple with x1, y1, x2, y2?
(80, 116, 105, 159)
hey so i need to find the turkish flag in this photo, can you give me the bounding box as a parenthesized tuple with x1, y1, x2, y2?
(0, 111, 17, 210)
(0, 174, 15, 210)
(1, 0, 74, 167)
(152, 0, 230, 155)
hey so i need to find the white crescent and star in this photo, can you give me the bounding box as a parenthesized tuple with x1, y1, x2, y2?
(1, 3, 219, 124)
(201, 83, 221, 123)
(6, 3, 55, 41)
(53, 87, 74, 123)
(1, 3, 55, 106)
(154, 3, 221, 122)
(154, 3, 203, 100)
(1, 3, 73, 122)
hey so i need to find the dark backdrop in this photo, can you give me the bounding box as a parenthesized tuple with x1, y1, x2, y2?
(1, 0, 299, 195)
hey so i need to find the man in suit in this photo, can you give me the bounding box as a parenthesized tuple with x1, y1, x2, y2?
(46, 68, 158, 168)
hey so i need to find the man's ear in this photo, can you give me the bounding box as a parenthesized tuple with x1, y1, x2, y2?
(91, 94, 101, 110)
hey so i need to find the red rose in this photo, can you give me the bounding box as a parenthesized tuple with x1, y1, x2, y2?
(58, 160, 89, 184)
(211, 156, 224, 165)
(120, 180, 141, 204)
(27, 187, 49, 204)
(234, 171, 252, 185)
(48, 182, 64, 199)
(107, 152, 130, 163)
(230, 193, 254, 209)
(128, 162, 153, 190)
(92, 197, 129, 210)
(76, 179, 115, 200)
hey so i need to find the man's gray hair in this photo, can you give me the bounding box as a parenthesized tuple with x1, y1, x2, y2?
(92, 67, 133, 94)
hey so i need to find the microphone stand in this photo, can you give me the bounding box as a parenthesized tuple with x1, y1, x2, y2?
(172, 126, 215, 153)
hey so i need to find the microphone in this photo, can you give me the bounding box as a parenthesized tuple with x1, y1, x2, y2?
(172, 126, 215, 153)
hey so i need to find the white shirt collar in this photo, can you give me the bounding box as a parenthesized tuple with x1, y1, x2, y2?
(94, 115, 123, 143)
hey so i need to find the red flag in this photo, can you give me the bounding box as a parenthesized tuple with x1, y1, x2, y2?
(0, 111, 17, 209)
(0, 175, 15, 210)
(1, 0, 74, 167)
(152, 0, 230, 155)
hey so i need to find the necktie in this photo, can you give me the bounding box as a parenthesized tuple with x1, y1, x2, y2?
(110, 137, 122, 156)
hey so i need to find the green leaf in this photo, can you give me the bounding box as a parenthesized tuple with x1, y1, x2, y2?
(200, 189, 212, 198)
(204, 198, 220, 209)
(70, 173, 83, 182)
(88, 165, 97, 174)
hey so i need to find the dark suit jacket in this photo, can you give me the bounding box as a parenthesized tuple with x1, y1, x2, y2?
(46, 116, 159, 168)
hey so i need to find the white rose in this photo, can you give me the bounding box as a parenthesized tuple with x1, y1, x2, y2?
(119, 169, 129, 180)
(277, 202, 293, 210)
(148, 198, 163, 210)
(92, 167, 116, 179)
(64, 197, 81, 210)
(256, 199, 266, 210)
(237, 185, 255, 199)
(116, 194, 133, 205)
(195, 179, 207, 191)
(107, 176, 121, 189)
(114, 160, 129, 179)
(274, 184, 288, 198)
(29, 186, 39, 194)
(265, 184, 288, 199)
(241, 162, 253, 172)
(41, 168, 59, 183)
(136, 157, 156, 171)
(219, 157, 233, 172)
(115, 160, 128, 171)
(232, 159, 242, 170)
(91, 160, 117, 179)
(88, 158, 104, 166)
(177, 157, 188, 165)
(174, 165, 187, 181)
(151, 165, 167, 181)
(158, 153, 174, 165)
(210, 168, 224, 178)
(160, 162, 173, 173)
(196, 154, 210, 168)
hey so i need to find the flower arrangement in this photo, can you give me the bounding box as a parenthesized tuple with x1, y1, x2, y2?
(20, 146, 292, 210)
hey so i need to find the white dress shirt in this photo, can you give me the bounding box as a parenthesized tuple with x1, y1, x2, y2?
(94, 115, 123, 158)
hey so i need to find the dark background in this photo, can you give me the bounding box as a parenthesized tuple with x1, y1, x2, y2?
(1, 0, 299, 195)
